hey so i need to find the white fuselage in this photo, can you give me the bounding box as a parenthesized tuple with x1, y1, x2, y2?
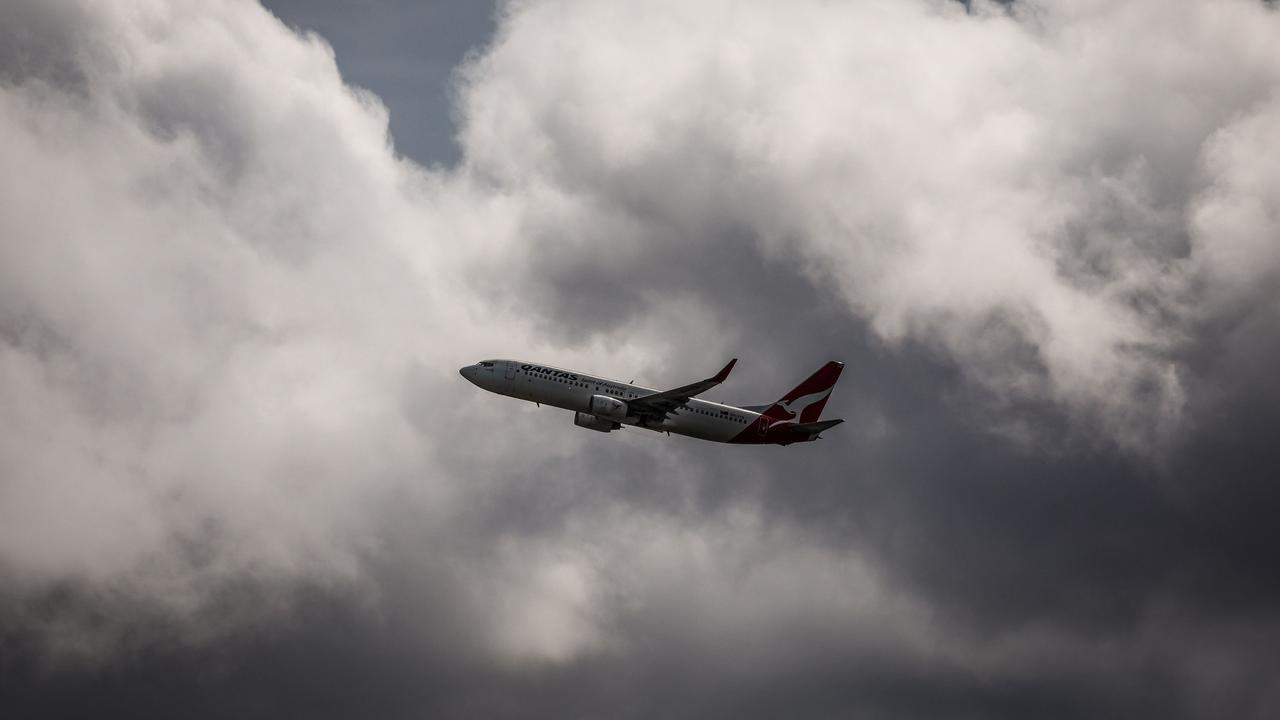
(461, 359, 762, 443)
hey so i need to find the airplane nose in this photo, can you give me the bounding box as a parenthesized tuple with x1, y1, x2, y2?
(459, 365, 474, 380)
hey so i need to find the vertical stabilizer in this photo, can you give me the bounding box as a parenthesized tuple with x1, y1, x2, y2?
(761, 361, 844, 422)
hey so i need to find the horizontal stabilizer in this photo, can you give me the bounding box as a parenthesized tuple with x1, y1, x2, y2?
(791, 418, 844, 437)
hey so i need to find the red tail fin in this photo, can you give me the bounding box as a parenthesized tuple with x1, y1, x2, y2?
(762, 361, 844, 422)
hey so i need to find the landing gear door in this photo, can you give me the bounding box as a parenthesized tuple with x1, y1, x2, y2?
(505, 361, 517, 380)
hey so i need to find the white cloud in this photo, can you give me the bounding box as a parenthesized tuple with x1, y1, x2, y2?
(3, 0, 1280, 684)
(0, 0, 757, 663)
(0, 0, 501, 648)
(1193, 95, 1280, 316)
(457, 0, 1280, 450)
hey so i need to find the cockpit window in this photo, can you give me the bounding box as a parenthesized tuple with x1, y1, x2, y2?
(480, 361, 495, 368)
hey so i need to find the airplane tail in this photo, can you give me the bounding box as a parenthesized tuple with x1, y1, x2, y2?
(759, 361, 844, 422)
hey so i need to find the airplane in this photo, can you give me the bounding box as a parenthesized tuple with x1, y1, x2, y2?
(459, 357, 844, 445)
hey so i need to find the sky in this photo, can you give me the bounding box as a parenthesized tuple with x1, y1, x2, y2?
(2, 0, 1279, 718)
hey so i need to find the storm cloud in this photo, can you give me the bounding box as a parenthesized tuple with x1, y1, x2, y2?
(3, 0, 1280, 717)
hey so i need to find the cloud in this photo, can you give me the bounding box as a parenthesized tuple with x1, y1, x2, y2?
(3, 0, 1280, 718)
(0, 0, 500, 652)
(0, 0, 888, 670)
(456, 0, 1280, 451)
(1193, 94, 1280, 315)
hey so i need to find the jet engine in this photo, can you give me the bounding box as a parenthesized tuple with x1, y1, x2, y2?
(574, 411, 620, 433)
(587, 394, 628, 420)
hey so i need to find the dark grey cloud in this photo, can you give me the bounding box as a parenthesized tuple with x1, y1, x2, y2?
(4, 1, 1280, 719)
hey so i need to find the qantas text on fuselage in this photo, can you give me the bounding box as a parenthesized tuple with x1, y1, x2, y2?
(459, 358, 844, 445)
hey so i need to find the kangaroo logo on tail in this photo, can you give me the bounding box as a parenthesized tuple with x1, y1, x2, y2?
(762, 361, 844, 424)
(776, 387, 833, 422)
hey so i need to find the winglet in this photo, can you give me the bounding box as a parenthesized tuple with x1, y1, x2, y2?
(712, 358, 738, 384)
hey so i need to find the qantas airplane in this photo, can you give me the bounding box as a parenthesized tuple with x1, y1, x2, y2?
(459, 357, 844, 445)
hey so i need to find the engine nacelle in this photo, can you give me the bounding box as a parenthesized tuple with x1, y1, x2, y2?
(587, 394, 629, 421)
(574, 411, 620, 433)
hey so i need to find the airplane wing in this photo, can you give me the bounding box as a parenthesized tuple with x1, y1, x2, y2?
(627, 359, 737, 426)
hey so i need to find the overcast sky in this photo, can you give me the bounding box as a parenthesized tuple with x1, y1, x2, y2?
(3, 1, 1280, 718)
